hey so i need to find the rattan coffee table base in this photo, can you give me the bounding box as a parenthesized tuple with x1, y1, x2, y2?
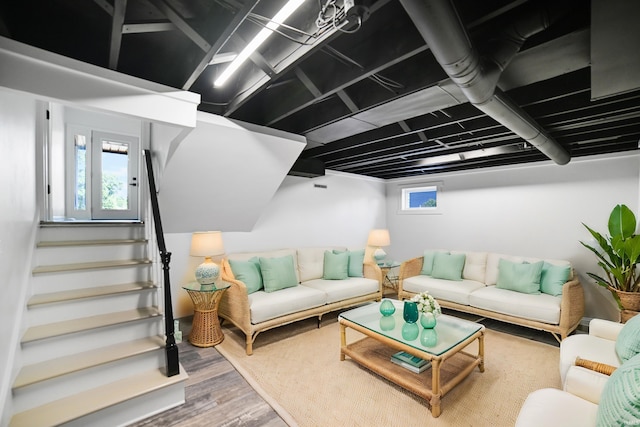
(340, 319, 484, 417)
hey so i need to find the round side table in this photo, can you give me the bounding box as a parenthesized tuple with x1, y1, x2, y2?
(182, 282, 230, 347)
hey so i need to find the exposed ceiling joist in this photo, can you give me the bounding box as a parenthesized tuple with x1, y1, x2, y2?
(93, 0, 113, 16)
(182, 1, 259, 90)
(122, 22, 176, 33)
(108, 0, 127, 69)
(148, 0, 210, 52)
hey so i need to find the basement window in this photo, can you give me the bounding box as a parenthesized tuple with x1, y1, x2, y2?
(399, 183, 442, 214)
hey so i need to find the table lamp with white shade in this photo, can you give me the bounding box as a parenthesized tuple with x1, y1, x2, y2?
(368, 229, 390, 264)
(190, 231, 225, 285)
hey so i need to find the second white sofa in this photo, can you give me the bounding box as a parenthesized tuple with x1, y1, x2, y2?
(399, 250, 585, 341)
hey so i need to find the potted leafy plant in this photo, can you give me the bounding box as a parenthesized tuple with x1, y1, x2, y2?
(581, 204, 640, 322)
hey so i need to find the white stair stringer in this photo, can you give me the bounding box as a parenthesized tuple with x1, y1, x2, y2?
(10, 223, 187, 427)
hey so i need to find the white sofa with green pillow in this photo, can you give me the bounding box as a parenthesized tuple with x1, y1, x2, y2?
(219, 247, 383, 354)
(398, 250, 584, 341)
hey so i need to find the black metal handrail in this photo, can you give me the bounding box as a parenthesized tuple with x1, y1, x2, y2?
(143, 149, 179, 377)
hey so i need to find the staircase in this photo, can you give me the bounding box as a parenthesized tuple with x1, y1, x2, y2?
(9, 222, 187, 427)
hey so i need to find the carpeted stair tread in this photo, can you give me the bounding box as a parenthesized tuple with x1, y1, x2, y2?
(37, 238, 148, 247)
(21, 307, 161, 343)
(13, 335, 166, 389)
(32, 259, 152, 274)
(28, 282, 157, 306)
(9, 364, 188, 427)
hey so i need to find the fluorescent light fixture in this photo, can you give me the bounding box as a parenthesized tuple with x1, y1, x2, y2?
(418, 145, 522, 167)
(209, 52, 238, 65)
(214, 0, 305, 87)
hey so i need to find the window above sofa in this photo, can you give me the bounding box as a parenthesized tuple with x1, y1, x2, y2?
(398, 182, 442, 215)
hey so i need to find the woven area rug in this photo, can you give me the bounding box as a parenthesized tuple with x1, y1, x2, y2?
(217, 316, 562, 427)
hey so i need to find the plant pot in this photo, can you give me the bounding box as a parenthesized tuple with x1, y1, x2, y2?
(609, 287, 640, 312)
(621, 310, 639, 323)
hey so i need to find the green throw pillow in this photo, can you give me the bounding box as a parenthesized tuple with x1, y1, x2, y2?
(540, 262, 570, 296)
(615, 313, 640, 363)
(420, 251, 436, 276)
(259, 255, 298, 292)
(596, 352, 640, 427)
(324, 250, 349, 280)
(333, 249, 365, 277)
(228, 257, 263, 294)
(431, 252, 466, 281)
(496, 259, 543, 294)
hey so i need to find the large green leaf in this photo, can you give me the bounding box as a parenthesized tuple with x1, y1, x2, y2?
(583, 224, 618, 265)
(583, 206, 640, 292)
(580, 241, 615, 271)
(608, 204, 636, 239)
(624, 235, 640, 264)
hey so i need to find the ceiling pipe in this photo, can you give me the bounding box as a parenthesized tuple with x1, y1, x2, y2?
(399, 0, 571, 165)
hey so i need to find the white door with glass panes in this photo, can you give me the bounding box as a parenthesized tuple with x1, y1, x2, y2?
(66, 126, 139, 220)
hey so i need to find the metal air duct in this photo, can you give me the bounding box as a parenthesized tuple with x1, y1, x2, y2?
(399, 0, 571, 165)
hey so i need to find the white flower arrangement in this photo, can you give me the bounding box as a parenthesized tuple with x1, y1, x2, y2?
(410, 291, 442, 316)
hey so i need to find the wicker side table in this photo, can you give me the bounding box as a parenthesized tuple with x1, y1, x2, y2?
(182, 282, 230, 347)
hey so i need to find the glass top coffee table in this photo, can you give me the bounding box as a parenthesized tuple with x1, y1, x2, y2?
(339, 300, 485, 417)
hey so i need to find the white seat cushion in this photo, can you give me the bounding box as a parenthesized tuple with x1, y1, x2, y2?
(302, 277, 379, 304)
(515, 388, 598, 427)
(559, 333, 621, 385)
(469, 285, 561, 324)
(248, 286, 326, 324)
(402, 275, 485, 305)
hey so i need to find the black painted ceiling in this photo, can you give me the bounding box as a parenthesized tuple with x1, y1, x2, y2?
(1, 0, 639, 178)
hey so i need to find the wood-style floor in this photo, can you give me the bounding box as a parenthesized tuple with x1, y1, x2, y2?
(128, 339, 287, 427)
(129, 304, 570, 427)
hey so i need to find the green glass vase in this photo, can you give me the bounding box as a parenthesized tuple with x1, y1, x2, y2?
(379, 299, 396, 316)
(420, 312, 437, 329)
(403, 301, 419, 323)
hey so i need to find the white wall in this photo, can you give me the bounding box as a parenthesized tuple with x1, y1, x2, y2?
(0, 36, 200, 128)
(0, 89, 38, 425)
(165, 171, 387, 318)
(386, 153, 640, 322)
(157, 112, 306, 233)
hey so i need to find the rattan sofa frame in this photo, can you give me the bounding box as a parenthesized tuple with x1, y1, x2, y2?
(398, 256, 585, 342)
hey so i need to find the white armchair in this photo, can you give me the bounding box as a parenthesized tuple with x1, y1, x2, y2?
(519, 316, 640, 427)
(559, 318, 623, 385)
(515, 365, 609, 427)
